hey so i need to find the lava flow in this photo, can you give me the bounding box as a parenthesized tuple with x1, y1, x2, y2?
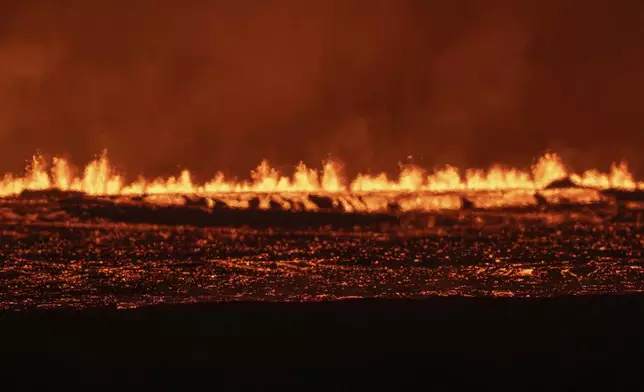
(0, 151, 641, 198)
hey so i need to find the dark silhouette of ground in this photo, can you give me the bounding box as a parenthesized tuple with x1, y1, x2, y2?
(544, 177, 580, 190)
(1, 294, 643, 383)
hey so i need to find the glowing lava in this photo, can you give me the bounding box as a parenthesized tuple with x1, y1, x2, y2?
(0, 151, 642, 198)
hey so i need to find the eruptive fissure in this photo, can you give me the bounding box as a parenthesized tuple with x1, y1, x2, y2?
(1, 151, 641, 198)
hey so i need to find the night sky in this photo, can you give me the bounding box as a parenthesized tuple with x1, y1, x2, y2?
(1, 0, 643, 180)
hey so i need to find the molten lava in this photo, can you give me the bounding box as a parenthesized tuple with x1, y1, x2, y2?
(0, 151, 642, 198)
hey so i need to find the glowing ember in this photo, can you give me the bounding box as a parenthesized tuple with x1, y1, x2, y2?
(0, 151, 642, 197)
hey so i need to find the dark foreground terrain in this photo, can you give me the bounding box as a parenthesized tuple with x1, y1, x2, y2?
(2, 295, 644, 385)
(1, 193, 644, 384)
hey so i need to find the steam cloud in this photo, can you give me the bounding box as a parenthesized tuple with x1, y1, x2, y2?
(0, 0, 643, 181)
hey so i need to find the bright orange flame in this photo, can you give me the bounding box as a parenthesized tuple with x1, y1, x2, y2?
(0, 151, 642, 198)
(570, 161, 639, 190)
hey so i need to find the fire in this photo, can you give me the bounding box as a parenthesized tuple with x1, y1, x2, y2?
(570, 162, 640, 190)
(0, 151, 642, 198)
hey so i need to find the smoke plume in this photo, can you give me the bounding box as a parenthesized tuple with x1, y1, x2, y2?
(1, 0, 643, 180)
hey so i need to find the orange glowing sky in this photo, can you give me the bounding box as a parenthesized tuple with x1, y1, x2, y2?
(1, 0, 644, 180)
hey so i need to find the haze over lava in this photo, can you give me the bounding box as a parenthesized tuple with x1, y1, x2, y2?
(1, 0, 643, 178)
